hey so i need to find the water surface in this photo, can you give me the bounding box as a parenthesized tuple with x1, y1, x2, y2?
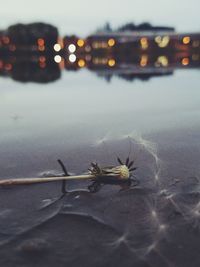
(0, 66, 200, 267)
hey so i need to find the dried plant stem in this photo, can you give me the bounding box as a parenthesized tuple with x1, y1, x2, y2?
(0, 174, 96, 186)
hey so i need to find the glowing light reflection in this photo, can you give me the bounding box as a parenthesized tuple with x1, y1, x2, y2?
(140, 37, 148, 50)
(108, 38, 115, 47)
(68, 44, 76, 53)
(108, 59, 116, 67)
(155, 56, 168, 67)
(78, 59, 86, 68)
(77, 39, 85, 47)
(182, 36, 190, 45)
(182, 57, 190, 66)
(37, 38, 45, 46)
(140, 55, 148, 67)
(54, 43, 61, 52)
(54, 55, 62, 63)
(69, 54, 76, 63)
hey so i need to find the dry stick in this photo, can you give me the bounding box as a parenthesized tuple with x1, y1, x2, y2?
(0, 165, 130, 187)
(0, 174, 96, 186)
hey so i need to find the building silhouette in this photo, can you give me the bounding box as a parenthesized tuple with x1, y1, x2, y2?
(0, 22, 200, 83)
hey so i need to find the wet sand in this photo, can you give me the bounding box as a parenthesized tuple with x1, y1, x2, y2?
(0, 128, 200, 266)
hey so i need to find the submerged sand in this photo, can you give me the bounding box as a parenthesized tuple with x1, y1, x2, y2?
(0, 129, 200, 267)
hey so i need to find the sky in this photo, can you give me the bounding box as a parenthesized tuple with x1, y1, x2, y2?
(0, 0, 199, 36)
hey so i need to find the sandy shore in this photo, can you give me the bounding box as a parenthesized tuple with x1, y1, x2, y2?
(0, 129, 200, 267)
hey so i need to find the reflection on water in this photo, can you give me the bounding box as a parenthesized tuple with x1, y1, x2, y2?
(0, 22, 200, 83)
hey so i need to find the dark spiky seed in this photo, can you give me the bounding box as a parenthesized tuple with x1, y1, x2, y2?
(117, 157, 124, 165)
(128, 160, 134, 168)
(126, 157, 130, 166)
(129, 167, 137, 172)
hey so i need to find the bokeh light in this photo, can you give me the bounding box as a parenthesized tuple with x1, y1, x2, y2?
(69, 54, 77, 63)
(108, 59, 116, 67)
(54, 43, 61, 52)
(68, 44, 76, 53)
(54, 55, 62, 63)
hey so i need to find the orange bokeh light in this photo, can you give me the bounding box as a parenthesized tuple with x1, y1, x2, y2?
(77, 39, 85, 47)
(182, 57, 190, 66)
(37, 38, 45, 46)
(140, 55, 148, 67)
(108, 59, 116, 67)
(182, 36, 190, 45)
(108, 38, 115, 47)
(140, 37, 148, 50)
(78, 59, 86, 68)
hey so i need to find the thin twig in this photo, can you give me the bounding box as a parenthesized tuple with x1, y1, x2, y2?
(57, 159, 70, 176)
(0, 174, 96, 186)
(57, 159, 69, 194)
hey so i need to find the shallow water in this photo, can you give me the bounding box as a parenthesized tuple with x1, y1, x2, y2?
(0, 69, 200, 176)
(0, 68, 200, 266)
